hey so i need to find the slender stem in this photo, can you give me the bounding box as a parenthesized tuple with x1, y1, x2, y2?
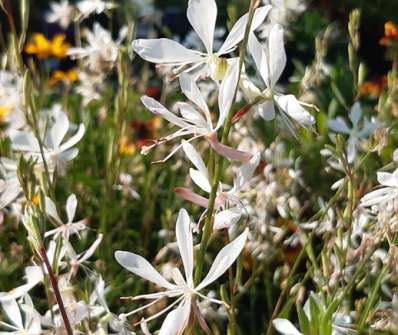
(193, 0, 259, 287)
(39, 245, 73, 335)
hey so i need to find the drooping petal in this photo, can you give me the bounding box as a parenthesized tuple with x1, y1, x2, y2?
(248, 32, 269, 86)
(141, 96, 190, 129)
(207, 133, 252, 162)
(217, 59, 240, 130)
(178, 103, 208, 129)
(174, 187, 209, 208)
(132, 39, 204, 64)
(66, 194, 77, 223)
(158, 298, 191, 335)
(187, 0, 217, 54)
(196, 228, 248, 290)
(115, 251, 176, 290)
(275, 95, 315, 125)
(176, 208, 194, 285)
(218, 5, 272, 55)
(273, 318, 303, 335)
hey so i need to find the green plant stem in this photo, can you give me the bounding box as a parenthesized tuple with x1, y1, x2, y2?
(193, 0, 259, 287)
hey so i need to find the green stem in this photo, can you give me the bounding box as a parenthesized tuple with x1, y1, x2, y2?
(193, 0, 259, 287)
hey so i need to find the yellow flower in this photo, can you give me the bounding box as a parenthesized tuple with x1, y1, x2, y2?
(0, 106, 10, 119)
(49, 69, 79, 86)
(25, 33, 71, 59)
(32, 193, 40, 206)
(119, 136, 136, 156)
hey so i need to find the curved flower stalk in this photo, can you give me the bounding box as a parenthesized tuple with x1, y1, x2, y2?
(175, 141, 261, 230)
(328, 102, 379, 163)
(8, 106, 85, 174)
(133, 0, 271, 80)
(0, 295, 42, 334)
(44, 194, 87, 240)
(140, 60, 251, 162)
(115, 208, 248, 334)
(243, 24, 315, 128)
(68, 23, 127, 72)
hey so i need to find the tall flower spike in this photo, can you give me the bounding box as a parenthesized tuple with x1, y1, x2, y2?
(243, 24, 315, 127)
(115, 208, 248, 334)
(133, 0, 271, 80)
(140, 60, 250, 162)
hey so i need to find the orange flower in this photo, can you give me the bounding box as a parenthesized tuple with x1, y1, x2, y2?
(380, 21, 398, 46)
(119, 136, 136, 156)
(25, 33, 71, 59)
(49, 69, 78, 87)
(130, 117, 161, 148)
(359, 76, 387, 98)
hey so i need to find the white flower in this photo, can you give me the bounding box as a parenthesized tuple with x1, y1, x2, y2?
(328, 102, 379, 163)
(75, 71, 104, 105)
(46, 0, 75, 29)
(115, 208, 248, 334)
(77, 0, 116, 19)
(8, 105, 85, 174)
(176, 141, 260, 230)
(0, 70, 25, 131)
(68, 24, 127, 72)
(361, 168, 398, 211)
(0, 266, 43, 302)
(141, 60, 249, 162)
(133, 0, 271, 80)
(244, 24, 315, 127)
(0, 295, 42, 334)
(44, 194, 87, 240)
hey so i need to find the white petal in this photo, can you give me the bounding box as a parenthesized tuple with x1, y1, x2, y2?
(213, 207, 242, 230)
(66, 194, 77, 223)
(141, 96, 190, 129)
(47, 108, 69, 149)
(257, 100, 275, 120)
(196, 228, 248, 290)
(58, 124, 85, 152)
(233, 153, 260, 192)
(248, 32, 269, 86)
(179, 73, 211, 123)
(158, 299, 191, 335)
(8, 130, 40, 152)
(217, 59, 240, 129)
(115, 251, 176, 290)
(273, 318, 303, 335)
(377, 171, 398, 187)
(267, 24, 286, 87)
(45, 197, 62, 224)
(1, 298, 23, 329)
(328, 118, 350, 134)
(182, 141, 208, 178)
(276, 95, 315, 125)
(190, 168, 211, 193)
(133, 39, 204, 64)
(218, 5, 272, 55)
(176, 209, 194, 285)
(187, 0, 217, 54)
(178, 103, 207, 129)
(349, 102, 362, 125)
